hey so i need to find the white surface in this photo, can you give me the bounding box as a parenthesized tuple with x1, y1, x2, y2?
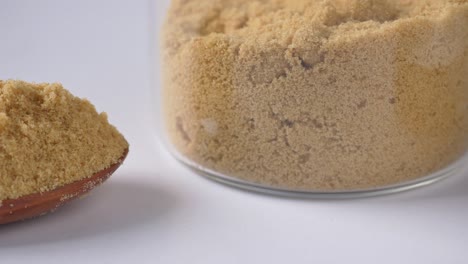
(0, 1, 467, 263)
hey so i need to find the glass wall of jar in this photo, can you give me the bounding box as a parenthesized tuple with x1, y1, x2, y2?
(157, 0, 468, 197)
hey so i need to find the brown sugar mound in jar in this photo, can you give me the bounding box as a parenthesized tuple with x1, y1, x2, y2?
(0, 80, 129, 201)
(162, 0, 468, 191)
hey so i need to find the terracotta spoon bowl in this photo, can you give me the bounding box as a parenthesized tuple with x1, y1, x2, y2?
(0, 149, 128, 225)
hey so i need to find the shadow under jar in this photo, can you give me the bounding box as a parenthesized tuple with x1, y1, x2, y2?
(160, 0, 468, 198)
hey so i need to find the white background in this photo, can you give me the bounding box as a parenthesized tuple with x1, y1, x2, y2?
(0, 1, 467, 263)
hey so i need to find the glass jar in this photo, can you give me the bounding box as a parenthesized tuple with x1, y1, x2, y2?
(158, 0, 468, 197)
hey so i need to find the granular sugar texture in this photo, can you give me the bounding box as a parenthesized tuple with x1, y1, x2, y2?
(0, 80, 129, 202)
(162, 0, 468, 191)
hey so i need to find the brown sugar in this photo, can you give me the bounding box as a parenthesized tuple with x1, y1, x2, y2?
(162, 0, 468, 191)
(0, 80, 129, 202)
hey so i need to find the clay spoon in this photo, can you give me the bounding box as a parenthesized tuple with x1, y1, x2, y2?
(0, 149, 128, 225)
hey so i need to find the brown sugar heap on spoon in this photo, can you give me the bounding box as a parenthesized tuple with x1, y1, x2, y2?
(0, 80, 129, 206)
